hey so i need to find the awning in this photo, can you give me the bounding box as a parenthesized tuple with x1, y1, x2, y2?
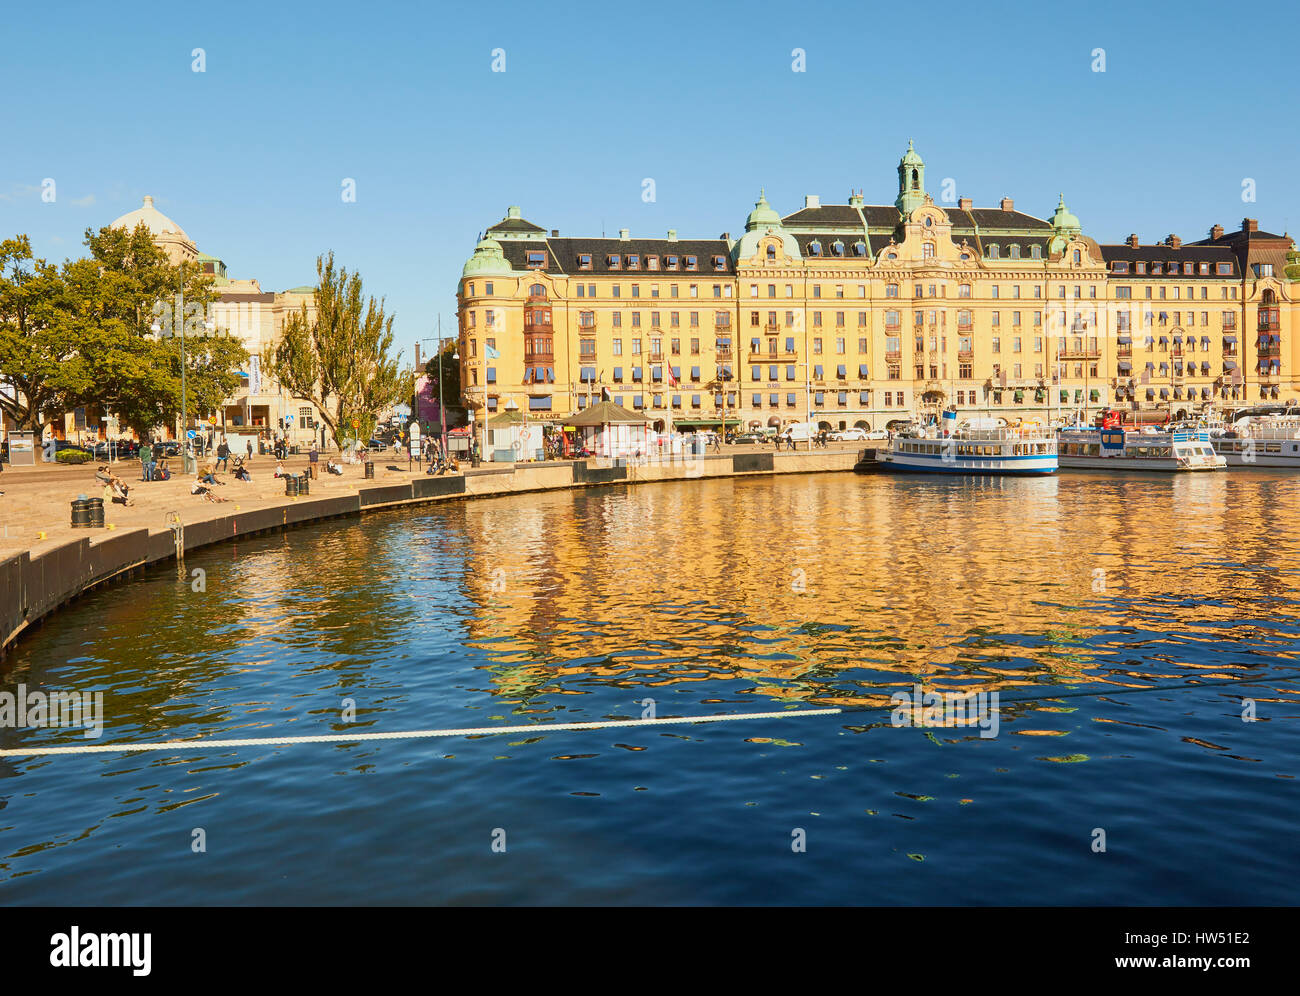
(1090, 389, 1100, 402)
(859, 364, 869, 378)
(1060, 389, 1069, 402)
(1223, 335, 1236, 343)
(836, 364, 847, 378)
(1146, 388, 1155, 400)
(1117, 335, 1132, 345)
(1224, 360, 1237, 371)
(1013, 390, 1025, 402)
(1117, 360, 1132, 372)
(674, 417, 741, 429)
(1159, 388, 1169, 399)
(1202, 388, 1211, 399)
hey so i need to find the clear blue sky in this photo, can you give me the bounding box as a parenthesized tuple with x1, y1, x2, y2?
(4, 0, 1296, 363)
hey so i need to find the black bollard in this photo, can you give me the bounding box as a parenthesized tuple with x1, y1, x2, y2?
(297, 472, 309, 495)
(70, 498, 90, 528)
(87, 497, 105, 528)
(284, 474, 299, 497)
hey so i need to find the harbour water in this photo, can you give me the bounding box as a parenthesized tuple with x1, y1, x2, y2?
(2, 471, 1298, 904)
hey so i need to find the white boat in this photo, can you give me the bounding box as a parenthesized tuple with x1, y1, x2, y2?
(1209, 416, 1300, 468)
(1057, 426, 1225, 472)
(855, 416, 1057, 476)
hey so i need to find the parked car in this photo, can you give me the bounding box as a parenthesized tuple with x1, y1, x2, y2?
(831, 428, 869, 441)
(864, 428, 888, 440)
(733, 432, 765, 445)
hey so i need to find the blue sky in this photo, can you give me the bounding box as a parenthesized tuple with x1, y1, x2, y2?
(3, 0, 1296, 362)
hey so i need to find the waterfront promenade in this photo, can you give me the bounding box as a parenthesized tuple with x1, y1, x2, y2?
(0, 444, 859, 655)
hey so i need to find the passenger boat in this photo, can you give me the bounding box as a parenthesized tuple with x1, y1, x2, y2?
(854, 415, 1057, 476)
(1056, 425, 1225, 472)
(1208, 416, 1300, 468)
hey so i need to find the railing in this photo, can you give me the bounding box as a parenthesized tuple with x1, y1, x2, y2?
(1059, 348, 1101, 360)
(885, 351, 901, 362)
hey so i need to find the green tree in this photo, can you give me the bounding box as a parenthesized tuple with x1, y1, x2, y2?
(421, 342, 461, 426)
(0, 225, 248, 435)
(0, 236, 84, 430)
(264, 251, 407, 448)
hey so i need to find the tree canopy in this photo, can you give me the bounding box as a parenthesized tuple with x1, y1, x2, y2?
(264, 252, 407, 447)
(0, 224, 248, 434)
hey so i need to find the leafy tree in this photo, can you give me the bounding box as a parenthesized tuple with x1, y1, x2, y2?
(0, 225, 248, 435)
(264, 251, 407, 448)
(421, 342, 461, 425)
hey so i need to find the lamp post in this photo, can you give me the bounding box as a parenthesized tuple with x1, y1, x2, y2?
(421, 318, 458, 462)
(150, 281, 193, 475)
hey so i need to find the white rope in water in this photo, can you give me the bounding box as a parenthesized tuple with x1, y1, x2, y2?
(0, 708, 842, 757)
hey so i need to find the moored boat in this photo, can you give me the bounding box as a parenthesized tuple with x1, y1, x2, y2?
(855, 416, 1057, 476)
(1057, 425, 1224, 472)
(1209, 416, 1300, 468)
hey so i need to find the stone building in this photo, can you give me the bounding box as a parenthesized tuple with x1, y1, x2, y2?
(457, 144, 1297, 433)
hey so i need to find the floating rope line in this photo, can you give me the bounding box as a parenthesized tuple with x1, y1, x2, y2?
(0, 708, 843, 757)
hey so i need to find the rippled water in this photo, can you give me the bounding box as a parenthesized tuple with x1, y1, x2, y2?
(2, 471, 1299, 904)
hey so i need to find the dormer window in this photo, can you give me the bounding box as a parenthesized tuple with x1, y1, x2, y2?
(809, 241, 823, 256)
(578, 253, 592, 270)
(922, 242, 935, 259)
(527, 250, 547, 268)
(988, 244, 1000, 259)
(1136, 262, 1146, 274)
(685, 255, 698, 270)
(627, 254, 641, 269)
(832, 241, 845, 256)
(1183, 262, 1194, 275)
(766, 244, 776, 261)
(1073, 250, 1082, 264)
(1216, 262, 1232, 275)
(1151, 263, 1162, 274)
(1009, 245, 1021, 259)
(1030, 245, 1042, 259)
(666, 255, 679, 270)
(647, 255, 659, 270)
(1198, 262, 1208, 275)
(607, 254, 621, 269)
(854, 241, 867, 256)
(1112, 261, 1129, 274)
(712, 255, 726, 270)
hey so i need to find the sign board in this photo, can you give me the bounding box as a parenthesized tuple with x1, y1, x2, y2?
(6, 430, 36, 466)
(408, 423, 421, 457)
(186, 430, 197, 439)
(1100, 428, 1126, 451)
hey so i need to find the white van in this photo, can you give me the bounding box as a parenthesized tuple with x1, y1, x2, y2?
(781, 421, 820, 443)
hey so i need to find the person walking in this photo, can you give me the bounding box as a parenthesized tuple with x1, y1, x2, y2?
(309, 441, 319, 478)
(140, 437, 154, 481)
(216, 436, 230, 472)
(246, 439, 254, 463)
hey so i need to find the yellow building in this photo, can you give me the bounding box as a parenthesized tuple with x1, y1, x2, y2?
(459, 144, 1298, 432)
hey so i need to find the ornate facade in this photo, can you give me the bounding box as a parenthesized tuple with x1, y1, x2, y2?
(457, 145, 1299, 431)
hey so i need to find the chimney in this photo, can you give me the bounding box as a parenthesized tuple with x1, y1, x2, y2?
(619, 228, 630, 241)
(1211, 224, 1224, 240)
(415, 344, 422, 368)
(667, 229, 678, 242)
(1243, 218, 1258, 233)
(958, 197, 972, 211)
(1127, 233, 1140, 249)
(805, 194, 820, 209)
(1000, 197, 1014, 212)
(1167, 234, 1181, 249)
(551, 229, 558, 237)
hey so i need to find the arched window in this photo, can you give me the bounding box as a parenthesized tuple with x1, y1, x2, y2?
(854, 241, 867, 256)
(1009, 245, 1021, 259)
(832, 241, 845, 256)
(988, 244, 1000, 259)
(911, 168, 919, 191)
(530, 283, 546, 299)
(1073, 250, 1082, 264)
(922, 242, 935, 259)
(766, 243, 776, 261)
(1031, 246, 1042, 259)
(809, 240, 823, 256)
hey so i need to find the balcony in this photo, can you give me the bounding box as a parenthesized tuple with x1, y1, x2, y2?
(1117, 346, 1132, 358)
(1059, 347, 1101, 360)
(885, 351, 902, 362)
(715, 348, 733, 360)
(649, 352, 665, 362)
(958, 350, 974, 361)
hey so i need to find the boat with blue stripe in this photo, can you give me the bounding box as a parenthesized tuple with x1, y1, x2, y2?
(855, 413, 1057, 476)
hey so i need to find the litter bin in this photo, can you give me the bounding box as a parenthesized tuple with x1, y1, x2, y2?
(70, 497, 91, 528)
(87, 497, 104, 528)
(284, 474, 299, 497)
(364, 461, 375, 479)
(298, 472, 310, 495)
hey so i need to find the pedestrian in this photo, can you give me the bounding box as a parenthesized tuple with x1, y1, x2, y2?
(140, 437, 154, 481)
(246, 439, 253, 462)
(309, 441, 319, 478)
(216, 436, 230, 472)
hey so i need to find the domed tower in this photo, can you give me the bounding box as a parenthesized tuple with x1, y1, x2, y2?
(1048, 193, 1083, 255)
(895, 141, 926, 217)
(461, 236, 514, 279)
(109, 195, 198, 264)
(732, 189, 801, 263)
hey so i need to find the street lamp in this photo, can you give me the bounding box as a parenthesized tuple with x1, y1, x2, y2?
(150, 282, 194, 475)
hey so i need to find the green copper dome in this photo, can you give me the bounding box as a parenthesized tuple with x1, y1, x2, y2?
(745, 189, 782, 231)
(899, 139, 923, 167)
(461, 236, 513, 278)
(1050, 193, 1081, 235)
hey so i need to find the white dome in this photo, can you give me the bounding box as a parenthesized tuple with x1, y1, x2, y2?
(110, 195, 190, 241)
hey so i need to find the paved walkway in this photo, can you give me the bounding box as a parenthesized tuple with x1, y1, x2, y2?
(0, 454, 426, 558)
